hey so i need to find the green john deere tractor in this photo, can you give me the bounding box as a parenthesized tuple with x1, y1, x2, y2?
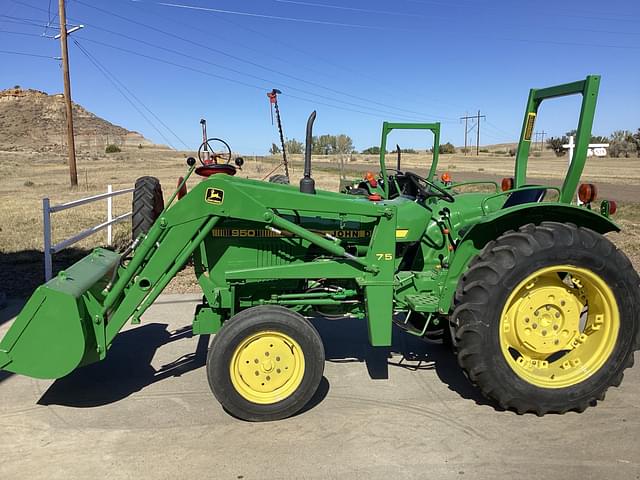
(1, 75, 638, 421)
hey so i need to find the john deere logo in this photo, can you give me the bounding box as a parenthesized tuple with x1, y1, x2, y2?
(205, 188, 224, 205)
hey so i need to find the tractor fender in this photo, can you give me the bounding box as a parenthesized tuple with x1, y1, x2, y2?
(438, 203, 619, 313)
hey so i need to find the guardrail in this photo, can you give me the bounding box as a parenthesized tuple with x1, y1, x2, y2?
(43, 185, 134, 281)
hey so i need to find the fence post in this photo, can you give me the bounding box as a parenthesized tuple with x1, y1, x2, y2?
(43, 197, 52, 281)
(107, 184, 113, 246)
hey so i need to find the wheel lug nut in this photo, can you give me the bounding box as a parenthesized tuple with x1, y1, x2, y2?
(532, 323, 538, 329)
(255, 371, 259, 376)
(542, 330, 547, 336)
(545, 305, 550, 311)
(254, 359, 259, 364)
(555, 312, 560, 318)
(560, 300, 566, 306)
(554, 340, 560, 345)
(524, 318, 530, 323)
(553, 325, 559, 330)
(534, 311, 539, 316)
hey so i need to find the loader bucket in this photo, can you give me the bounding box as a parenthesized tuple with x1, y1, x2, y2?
(0, 248, 120, 379)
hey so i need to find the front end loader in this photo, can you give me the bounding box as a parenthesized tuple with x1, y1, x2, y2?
(1, 75, 638, 421)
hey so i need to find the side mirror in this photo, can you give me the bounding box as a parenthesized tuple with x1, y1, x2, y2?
(234, 157, 244, 169)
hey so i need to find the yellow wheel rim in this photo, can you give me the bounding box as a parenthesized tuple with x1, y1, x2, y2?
(230, 331, 305, 404)
(499, 265, 619, 388)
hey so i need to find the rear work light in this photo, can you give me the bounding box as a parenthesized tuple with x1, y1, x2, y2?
(441, 172, 452, 184)
(578, 183, 598, 204)
(501, 177, 514, 191)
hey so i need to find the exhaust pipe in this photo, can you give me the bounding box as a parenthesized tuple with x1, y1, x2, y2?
(300, 110, 316, 194)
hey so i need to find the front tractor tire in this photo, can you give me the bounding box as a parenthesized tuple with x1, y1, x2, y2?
(207, 306, 325, 421)
(453, 222, 639, 415)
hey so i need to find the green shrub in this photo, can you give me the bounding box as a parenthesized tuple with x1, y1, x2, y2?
(508, 148, 516, 157)
(361, 146, 381, 155)
(105, 144, 121, 153)
(439, 142, 456, 154)
(479, 148, 489, 153)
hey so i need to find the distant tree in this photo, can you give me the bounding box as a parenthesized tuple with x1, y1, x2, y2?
(508, 147, 517, 157)
(269, 143, 281, 155)
(439, 142, 456, 154)
(284, 138, 303, 154)
(609, 130, 637, 158)
(311, 134, 336, 155)
(633, 129, 640, 155)
(361, 146, 381, 154)
(590, 135, 609, 144)
(335, 134, 354, 154)
(105, 144, 121, 153)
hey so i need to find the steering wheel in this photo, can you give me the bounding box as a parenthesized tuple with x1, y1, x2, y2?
(198, 137, 232, 165)
(403, 171, 455, 203)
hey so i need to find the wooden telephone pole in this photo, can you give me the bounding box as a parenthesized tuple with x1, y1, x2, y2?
(58, 0, 78, 186)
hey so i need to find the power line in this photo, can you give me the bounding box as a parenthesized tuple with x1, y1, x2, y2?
(0, 48, 59, 59)
(72, 39, 178, 149)
(12, 0, 468, 114)
(71, 0, 449, 121)
(74, 35, 436, 122)
(75, 26, 429, 122)
(484, 119, 517, 139)
(154, 1, 386, 30)
(74, 40, 189, 149)
(273, 0, 422, 18)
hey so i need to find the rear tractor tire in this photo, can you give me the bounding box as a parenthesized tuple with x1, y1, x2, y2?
(207, 305, 325, 421)
(132, 176, 164, 240)
(453, 222, 639, 415)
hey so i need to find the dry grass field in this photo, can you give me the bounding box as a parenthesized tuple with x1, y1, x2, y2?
(0, 147, 638, 297)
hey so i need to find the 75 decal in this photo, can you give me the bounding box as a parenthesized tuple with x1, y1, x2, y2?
(376, 253, 393, 261)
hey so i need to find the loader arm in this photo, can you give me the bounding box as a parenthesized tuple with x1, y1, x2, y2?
(1, 174, 399, 379)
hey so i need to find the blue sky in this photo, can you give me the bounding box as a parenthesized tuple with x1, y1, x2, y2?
(1, 0, 638, 153)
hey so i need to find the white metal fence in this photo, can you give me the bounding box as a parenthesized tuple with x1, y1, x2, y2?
(43, 185, 134, 281)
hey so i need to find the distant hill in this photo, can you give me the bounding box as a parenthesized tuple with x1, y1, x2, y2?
(0, 87, 161, 153)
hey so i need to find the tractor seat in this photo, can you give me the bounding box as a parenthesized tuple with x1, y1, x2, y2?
(195, 164, 237, 177)
(502, 185, 546, 209)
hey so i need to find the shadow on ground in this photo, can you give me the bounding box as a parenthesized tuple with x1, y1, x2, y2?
(0, 248, 93, 298)
(0, 297, 25, 328)
(38, 325, 210, 408)
(312, 316, 487, 406)
(36, 314, 486, 412)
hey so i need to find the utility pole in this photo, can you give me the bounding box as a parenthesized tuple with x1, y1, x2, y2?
(534, 130, 546, 151)
(460, 113, 469, 155)
(57, 0, 81, 187)
(460, 110, 486, 156)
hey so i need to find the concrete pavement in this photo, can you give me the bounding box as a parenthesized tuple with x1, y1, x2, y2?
(1, 294, 638, 479)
